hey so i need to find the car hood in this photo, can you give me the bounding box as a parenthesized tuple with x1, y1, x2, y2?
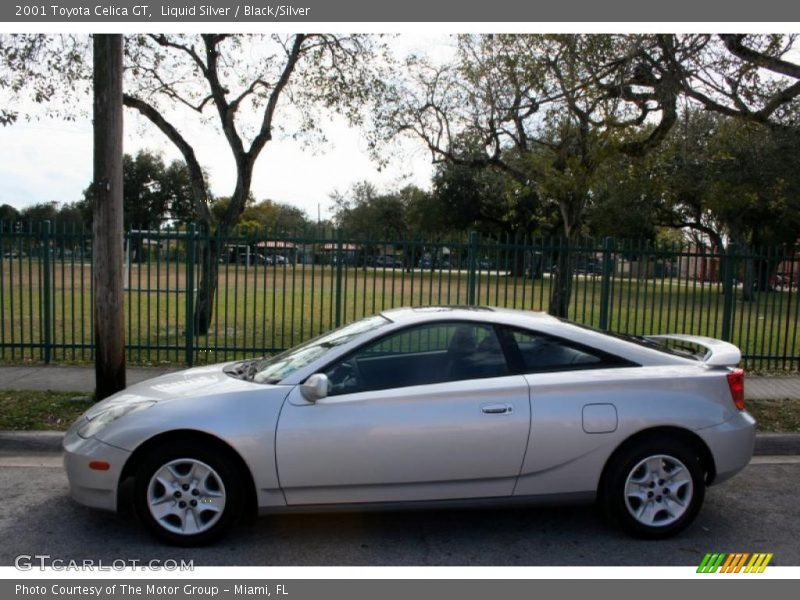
(83, 362, 276, 419)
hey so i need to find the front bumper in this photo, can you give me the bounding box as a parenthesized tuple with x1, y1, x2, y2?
(697, 410, 757, 485)
(63, 420, 131, 512)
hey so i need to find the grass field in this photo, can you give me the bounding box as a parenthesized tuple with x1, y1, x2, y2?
(1, 260, 798, 369)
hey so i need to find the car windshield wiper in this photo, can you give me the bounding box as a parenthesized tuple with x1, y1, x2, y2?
(245, 360, 261, 381)
(247, 357, 293, 383)
(224, 359, 262, 381)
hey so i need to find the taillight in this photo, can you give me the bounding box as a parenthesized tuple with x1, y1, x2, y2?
(727, 368, 745, 411)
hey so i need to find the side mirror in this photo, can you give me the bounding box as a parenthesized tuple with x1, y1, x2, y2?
(300, 373, 329, 402)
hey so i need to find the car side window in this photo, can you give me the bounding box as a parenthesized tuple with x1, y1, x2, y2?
(506, 328, 620, 373)
(324, 322, 510, 396)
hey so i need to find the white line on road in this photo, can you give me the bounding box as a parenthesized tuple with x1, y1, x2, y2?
(0, 455, 62, 468)
(749, 455, 800, 464)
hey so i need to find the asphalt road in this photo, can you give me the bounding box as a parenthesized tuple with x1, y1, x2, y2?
(0, 456, 798, 567)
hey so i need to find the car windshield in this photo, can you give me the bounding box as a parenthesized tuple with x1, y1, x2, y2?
(250, 314, 390, 384)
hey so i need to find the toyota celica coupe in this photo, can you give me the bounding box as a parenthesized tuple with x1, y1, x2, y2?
(64, 306, 755, 545)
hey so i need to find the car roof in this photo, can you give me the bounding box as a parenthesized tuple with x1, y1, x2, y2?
(380, 305, 560, 325)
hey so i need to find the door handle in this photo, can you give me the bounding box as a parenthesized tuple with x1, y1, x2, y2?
(481, 403, 512, 415)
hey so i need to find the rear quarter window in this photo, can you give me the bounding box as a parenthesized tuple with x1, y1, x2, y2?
(504, 327, 636, 373)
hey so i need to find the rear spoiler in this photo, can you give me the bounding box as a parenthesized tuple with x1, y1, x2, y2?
(644, 334, 742, 367)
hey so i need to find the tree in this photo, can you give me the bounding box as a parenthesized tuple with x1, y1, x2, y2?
(79, 150, 195, 229)
(121, 34, 385, 334)
(162, 159, 200, 225)
(53, 203, 85, 228)
(3, 33, 386, 334)
(397, 185, 445, 237)
(330, 182, 442, 239)
(665, 34, 800, 127)
(431, 158, 556, 239)
(19, 201, 85, 228)
(657, 34, 800, 295)
(380, 34, 684, 316)
(18, 201, 59, 222)
(0, 204, 20, 222)
(582, 155, 660, 242)
(239, 199, 312, 233)
(0, 34, 90, 126)
(592, 108, 800, 297)
(120, 151, 169, 229)
(593, 109, 800, 235)
(644, 110, 800, 295)
(332, 181, 407, 237)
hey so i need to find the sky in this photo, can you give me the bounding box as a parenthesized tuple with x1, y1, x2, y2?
(0, 34, 455, 221)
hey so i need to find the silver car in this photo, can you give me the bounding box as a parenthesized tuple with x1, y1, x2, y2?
(63, 306, 755, 545)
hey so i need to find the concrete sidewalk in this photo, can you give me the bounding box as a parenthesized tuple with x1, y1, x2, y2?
(744, 376, 800, 400)
(0, 365, 178, 393)
(1, 364, 799, 399)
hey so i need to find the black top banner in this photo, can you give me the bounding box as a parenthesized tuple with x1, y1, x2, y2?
(4, 0, 800, 22)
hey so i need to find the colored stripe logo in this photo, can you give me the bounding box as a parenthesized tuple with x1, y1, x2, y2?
(697, 552, 773, 573)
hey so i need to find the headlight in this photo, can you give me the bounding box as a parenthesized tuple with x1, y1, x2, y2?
(78, 401, 156, 438)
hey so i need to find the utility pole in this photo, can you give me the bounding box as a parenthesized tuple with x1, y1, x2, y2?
(93, 34, 126, 399)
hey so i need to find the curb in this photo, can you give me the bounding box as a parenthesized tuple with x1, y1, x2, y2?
(753, 433, 800, 456)
(0, 430, 64, 454)
(2, 430, 799, 456)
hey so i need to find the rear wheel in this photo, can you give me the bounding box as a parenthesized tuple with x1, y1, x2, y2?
(602, 438, 705, 539)
(133, 441, 244, 545)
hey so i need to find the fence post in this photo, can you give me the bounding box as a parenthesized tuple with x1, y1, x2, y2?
(184, 224, 196, 366)
(599, 236, 614, 331)
(467, 231, 479, 306)
(334, 228, 344, 327)
(721, 243, 736, 342)
(41, 220, 52, 364)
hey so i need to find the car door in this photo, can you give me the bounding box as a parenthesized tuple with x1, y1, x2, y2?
(275, 321, 531, 505)
(498, 326, 637, 497)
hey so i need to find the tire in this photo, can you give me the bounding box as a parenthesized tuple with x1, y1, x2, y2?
(133, 440, 245, 546)
(602, 436, 705, 539)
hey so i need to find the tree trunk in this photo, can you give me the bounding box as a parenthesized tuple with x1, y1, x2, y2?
(508, 232, 529, 278)
(193, 167, 252, 336)
(741, 249, 756, 302)
(752, 255, 781, 292)
(92, 34, 126, 399)
(193, 237, 220, 336)
(728, 234, 755, 302)
(548, 244, 574, 318)
(549, 193, 582, 318)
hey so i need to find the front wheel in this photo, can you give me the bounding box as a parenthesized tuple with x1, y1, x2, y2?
(602, 438, 705, 539)
(133, 441, 244, 545)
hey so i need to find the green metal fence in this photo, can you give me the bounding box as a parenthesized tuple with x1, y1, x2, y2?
(1, 220, 798, 370)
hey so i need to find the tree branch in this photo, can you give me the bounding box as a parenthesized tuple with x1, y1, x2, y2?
(720, 34, 800, 80)
(201, 34, 245, 159)
(148, 34, 208, 76)
(249, 34, 306, 160)
(122, 94, 212, 227)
